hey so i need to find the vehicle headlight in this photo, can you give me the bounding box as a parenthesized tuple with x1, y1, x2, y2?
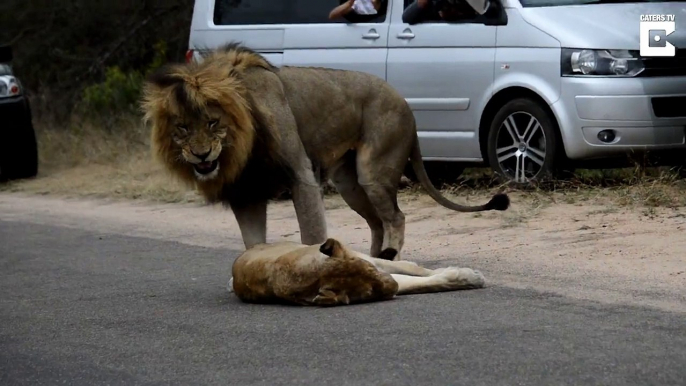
(560, 49, 644, 77)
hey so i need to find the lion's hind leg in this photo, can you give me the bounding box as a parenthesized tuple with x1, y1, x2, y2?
(330, 155, 385, 257)
(355, 143, 408, 259)
(370, 257, 436, 277)
(393, 267, 485, 295)
(352, 249, 443, 278)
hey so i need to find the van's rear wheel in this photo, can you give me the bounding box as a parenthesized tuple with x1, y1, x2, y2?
(486, 98, 560, 185)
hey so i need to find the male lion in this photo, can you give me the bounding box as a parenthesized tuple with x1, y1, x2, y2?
(229, 237, 485, 306)
(140, 43, 509, 259)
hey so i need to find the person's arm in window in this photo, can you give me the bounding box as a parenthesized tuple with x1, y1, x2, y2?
(402, 0, 431, 24)
(329, 0, 355, 20)
(330, 0, 383, 21)
(329, 0, 353, 20)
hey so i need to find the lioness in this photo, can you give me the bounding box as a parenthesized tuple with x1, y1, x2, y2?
(229, 238, 485, 306)
(140, 43, 509, 259)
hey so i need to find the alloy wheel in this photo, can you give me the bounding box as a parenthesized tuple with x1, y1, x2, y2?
(494, 111, 547, 183)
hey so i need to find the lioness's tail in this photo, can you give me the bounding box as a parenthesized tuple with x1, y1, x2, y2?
(409, 135, 510, 213)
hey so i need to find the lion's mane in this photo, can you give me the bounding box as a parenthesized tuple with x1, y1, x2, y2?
(140, 44, 295, 205)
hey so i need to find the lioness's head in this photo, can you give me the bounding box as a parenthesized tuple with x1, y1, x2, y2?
(140, 54, 259, 187)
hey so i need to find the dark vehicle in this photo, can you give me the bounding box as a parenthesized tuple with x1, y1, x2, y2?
(0, 45, 38, 181)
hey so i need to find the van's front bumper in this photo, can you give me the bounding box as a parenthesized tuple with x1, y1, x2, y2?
(551, 76, 686, 160)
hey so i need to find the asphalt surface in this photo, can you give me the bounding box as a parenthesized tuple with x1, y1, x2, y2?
(1, 220, 685, 386)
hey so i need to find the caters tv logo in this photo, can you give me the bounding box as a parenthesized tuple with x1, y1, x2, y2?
(640, 14, 676, 57)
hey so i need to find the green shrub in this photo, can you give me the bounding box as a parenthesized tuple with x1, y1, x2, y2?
(81, 66, 144, 114)
(78, 41, 167, 123)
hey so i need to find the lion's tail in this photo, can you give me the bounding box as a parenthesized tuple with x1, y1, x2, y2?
(409, 134, 510, 213)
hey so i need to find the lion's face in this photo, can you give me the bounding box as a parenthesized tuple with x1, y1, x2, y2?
(141, 50, 265, 193)
(171, 104, 229, 181)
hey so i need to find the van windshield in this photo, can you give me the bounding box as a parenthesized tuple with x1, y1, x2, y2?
(520, 0, 682, 6)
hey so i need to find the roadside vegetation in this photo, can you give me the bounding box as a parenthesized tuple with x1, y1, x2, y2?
(2, 0, 686, 210)
(5, 118, 686, 213)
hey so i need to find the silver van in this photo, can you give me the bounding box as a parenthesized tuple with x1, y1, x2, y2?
(187, 0, 686, 184)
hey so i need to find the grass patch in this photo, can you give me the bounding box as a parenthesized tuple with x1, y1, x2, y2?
(393, 164, 686, 210)
(3, 114, 686, 209)
(0, 116, 197, 203)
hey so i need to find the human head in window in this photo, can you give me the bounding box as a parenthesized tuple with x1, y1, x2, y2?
(329, 0, 385, 21)
(402, 0, 491, 24)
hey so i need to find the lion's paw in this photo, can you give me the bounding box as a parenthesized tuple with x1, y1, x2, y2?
(435, 267, 485, 289)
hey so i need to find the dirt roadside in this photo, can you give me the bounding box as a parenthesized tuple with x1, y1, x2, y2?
(1, 191, 684, 313)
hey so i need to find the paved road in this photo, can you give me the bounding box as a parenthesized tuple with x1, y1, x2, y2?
(1, 220, 685, 386)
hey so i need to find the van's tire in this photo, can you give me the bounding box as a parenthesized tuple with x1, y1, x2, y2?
(404, 160, 464, 187)
(0, 98, 38, 181)
(486, 97, 561, 185)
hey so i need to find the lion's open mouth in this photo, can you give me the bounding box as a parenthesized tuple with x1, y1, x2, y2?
(193, 160, 219, 175)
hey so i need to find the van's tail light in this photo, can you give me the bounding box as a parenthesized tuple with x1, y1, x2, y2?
(185, 49, 194, 63)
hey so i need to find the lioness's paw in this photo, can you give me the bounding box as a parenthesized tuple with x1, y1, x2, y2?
(436, 267, 485, 289)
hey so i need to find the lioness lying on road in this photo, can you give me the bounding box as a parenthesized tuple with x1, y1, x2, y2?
(228, 238, 485, 306)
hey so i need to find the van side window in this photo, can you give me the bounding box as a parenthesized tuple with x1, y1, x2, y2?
(402, 0, 491, 24)
(213, 0, 387, 25)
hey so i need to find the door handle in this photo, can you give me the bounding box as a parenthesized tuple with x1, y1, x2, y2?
(396, 30, 415, 40)
(362, 29, 380, 40)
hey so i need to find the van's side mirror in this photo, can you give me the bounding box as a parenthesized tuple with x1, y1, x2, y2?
(0, 46, 12, 63)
